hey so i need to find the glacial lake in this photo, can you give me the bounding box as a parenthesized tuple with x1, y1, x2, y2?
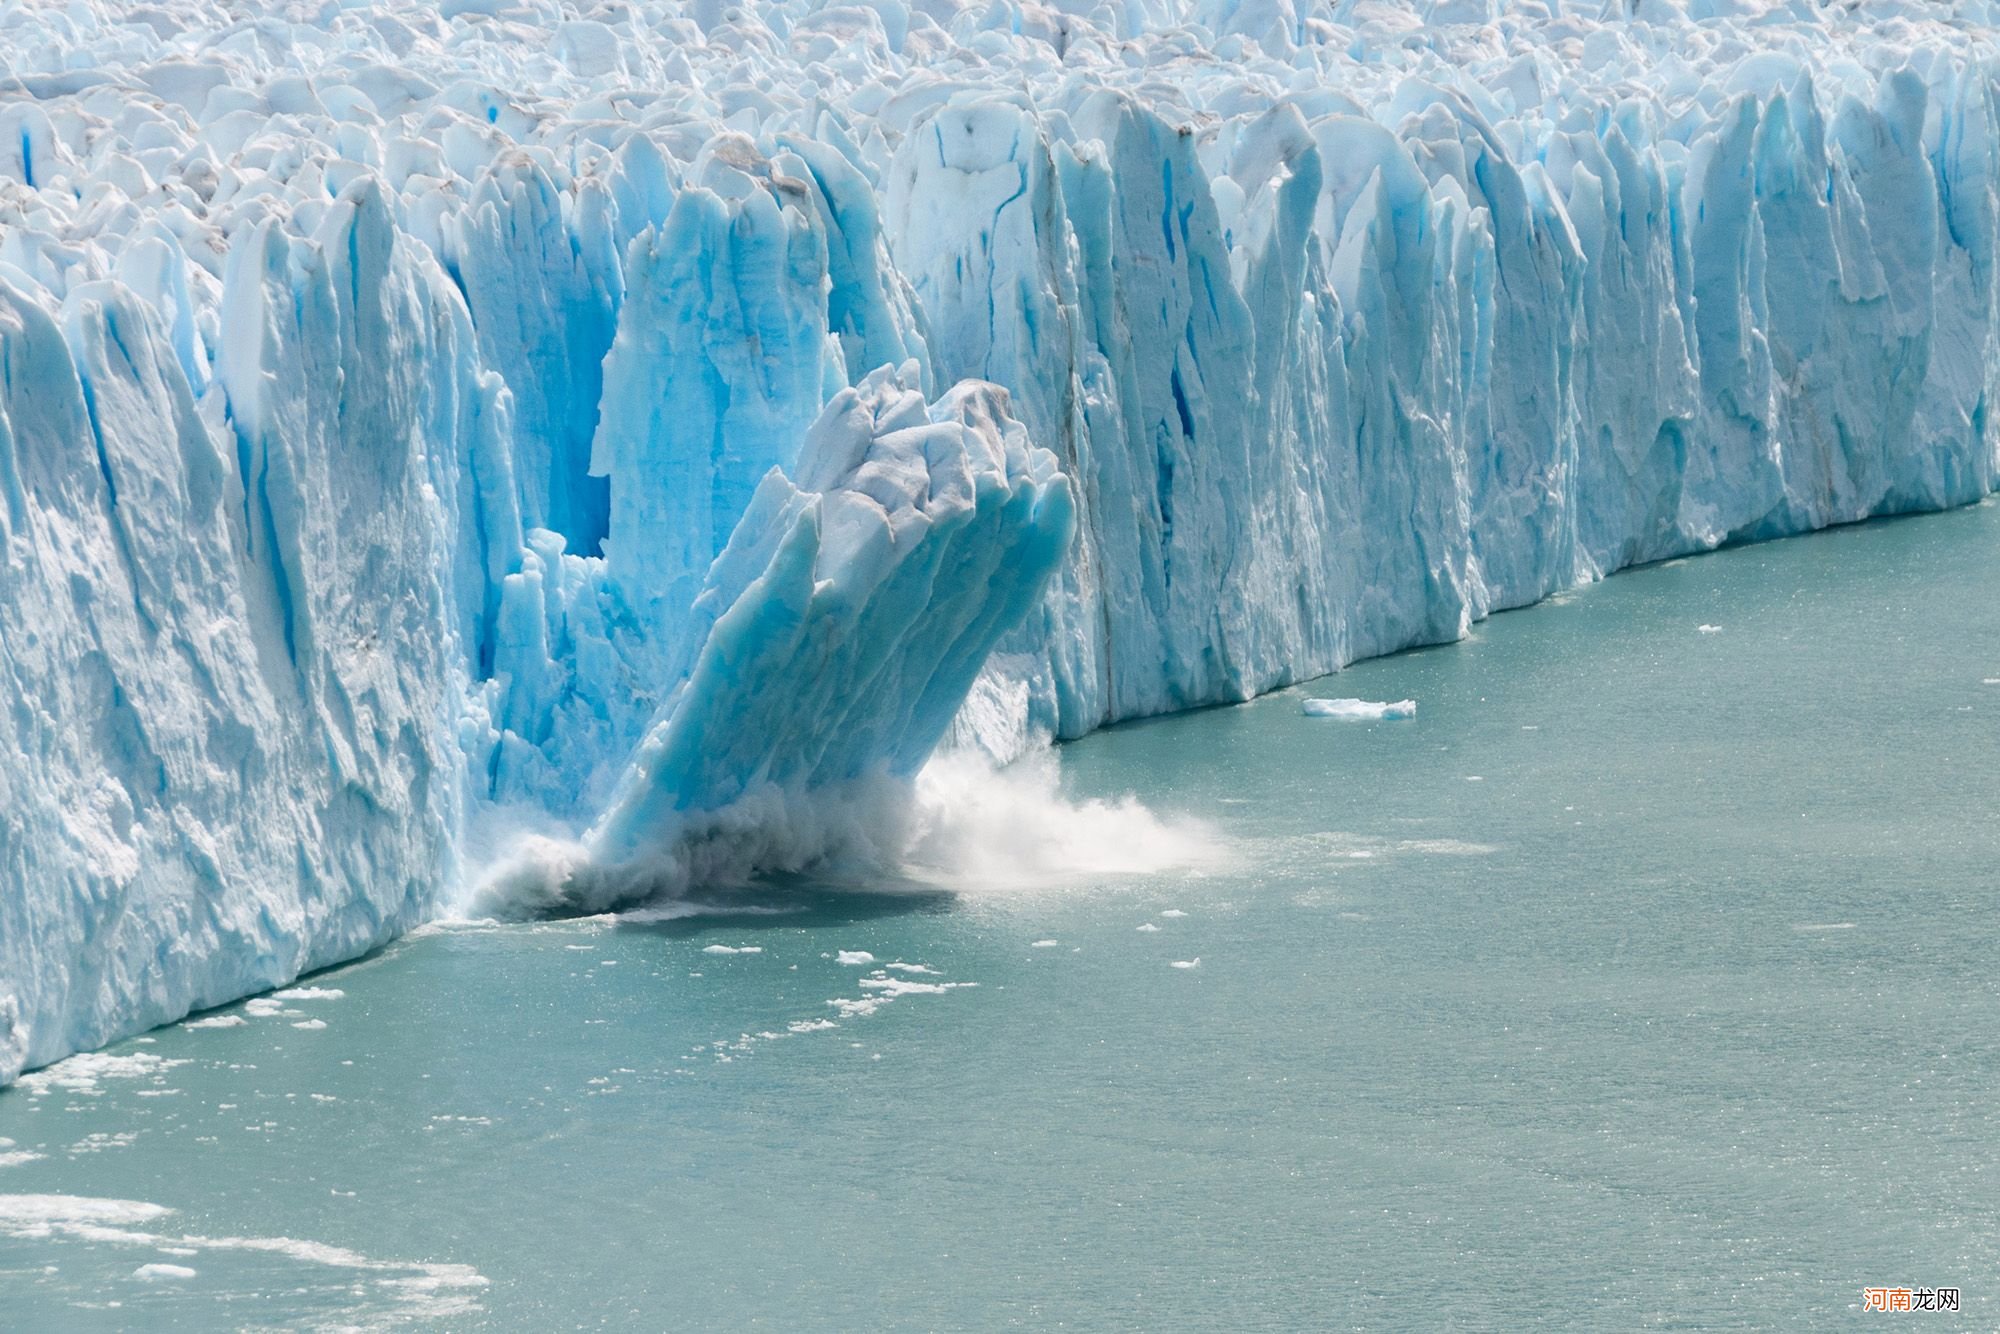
(4, 500, 1997, 1330)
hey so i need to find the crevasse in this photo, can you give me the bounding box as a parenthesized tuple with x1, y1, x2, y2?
(1, 0, 1997, 1082)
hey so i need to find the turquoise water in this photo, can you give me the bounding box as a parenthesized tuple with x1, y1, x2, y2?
(4, 502, 1998, 1331)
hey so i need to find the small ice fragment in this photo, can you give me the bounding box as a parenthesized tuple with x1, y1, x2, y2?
(185, 1015, 245, 1030)
(1465, 776, 1483, 782)
(291, 1020, 326, 1031)
(1983, 678, 2000, 686)
(835, 951, 875, 966)
(701, 944, 762, 955)
(1160, 909, 1187, 918)
(1170, 958, 1201, 969)
(1698, 624, 1722, 634)
(133, 1264, 196, 1282)
(272, 987, 344, 1001)
(1031, 939, 1058, 948)
(1792, 923, 1856, 932)
(1136, 923, 1160, 932)
(1302, 698, 1415, 721)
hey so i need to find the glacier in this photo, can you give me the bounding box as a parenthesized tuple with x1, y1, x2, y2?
(1, 0, 1997, 1083)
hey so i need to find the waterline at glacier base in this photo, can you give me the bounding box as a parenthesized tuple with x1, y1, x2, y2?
(3, 502, 1996, 1329)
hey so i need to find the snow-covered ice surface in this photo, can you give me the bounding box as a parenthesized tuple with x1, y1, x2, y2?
(3, 0, 2000, 1081)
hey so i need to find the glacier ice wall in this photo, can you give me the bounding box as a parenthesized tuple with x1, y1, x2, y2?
(3, 0, 1999, 1079)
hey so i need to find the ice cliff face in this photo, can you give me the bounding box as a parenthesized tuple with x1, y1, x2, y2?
(3, 0, 1999, 1080)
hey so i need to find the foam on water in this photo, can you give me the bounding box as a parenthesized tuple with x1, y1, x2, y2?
(900, 752, 1225, 893)
(466, 747, 1222, 920)
(0, 1193, 487, 1321)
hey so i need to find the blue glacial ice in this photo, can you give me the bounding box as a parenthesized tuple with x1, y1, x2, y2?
(2, 0, 1999, 1080)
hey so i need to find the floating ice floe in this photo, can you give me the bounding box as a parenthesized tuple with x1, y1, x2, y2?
(1303, 699, 1417, 721)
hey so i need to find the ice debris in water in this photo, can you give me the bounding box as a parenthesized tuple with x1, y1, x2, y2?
(1171, 959, 1202, 970)
(5, 0, 2000, 1083)
(1698, 624, 1724, 634)
(16, 1053, 187, 1098)
(1303, 698, 1417, 721)
(0, 1194, 486, 1319)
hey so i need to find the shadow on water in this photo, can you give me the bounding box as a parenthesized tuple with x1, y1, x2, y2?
(606, 872, 960, 942)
